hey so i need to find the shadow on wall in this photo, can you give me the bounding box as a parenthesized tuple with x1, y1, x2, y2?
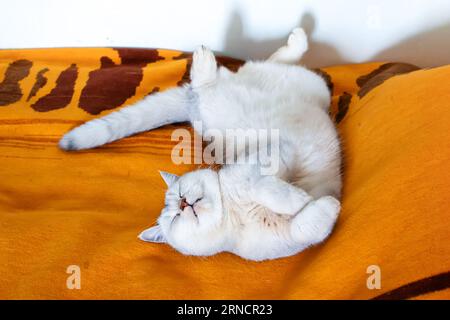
(371, 23, 450, 68)
(222, 9, 450, 68)
(222, 10, 286, 61)
(222, 10, 343, 68)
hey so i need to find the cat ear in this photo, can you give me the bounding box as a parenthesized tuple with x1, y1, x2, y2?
(138, 225, 166, 243)
(159, 170, 179, 187)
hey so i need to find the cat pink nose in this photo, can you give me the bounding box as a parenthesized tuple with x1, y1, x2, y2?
(180, 198, 189, 211)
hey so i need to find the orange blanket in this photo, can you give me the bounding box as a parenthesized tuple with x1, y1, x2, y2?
(0, 48, 449, 299)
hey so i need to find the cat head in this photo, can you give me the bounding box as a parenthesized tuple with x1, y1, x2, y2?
(139, 169, 227, 256)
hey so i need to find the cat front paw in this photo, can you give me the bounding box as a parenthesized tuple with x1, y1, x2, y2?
(59, 124, 109, 151)
(190, 45, 217, 88)
(59, 132, 79, 151)
(59, 128, 93, 151)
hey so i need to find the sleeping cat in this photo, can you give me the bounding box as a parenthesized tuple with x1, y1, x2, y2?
(59, 28, 342, 261)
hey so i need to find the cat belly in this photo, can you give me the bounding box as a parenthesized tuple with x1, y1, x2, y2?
(231, 211, 304, 261)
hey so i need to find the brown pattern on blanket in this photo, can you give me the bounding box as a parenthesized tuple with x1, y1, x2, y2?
(31, 64, 78, 112)
(0, 60, 33, 106)
(27, 68, 49, 101)
(0, 48, 244, 116)
(357, 62, 420, 98)
(79, 48, 164, 115)
(373, 271, 450, 300)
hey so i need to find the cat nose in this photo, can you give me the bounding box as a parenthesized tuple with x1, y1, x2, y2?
(180, 198, 189, 211)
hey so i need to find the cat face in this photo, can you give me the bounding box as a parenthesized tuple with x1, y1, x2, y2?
(139, 169, 227, 256)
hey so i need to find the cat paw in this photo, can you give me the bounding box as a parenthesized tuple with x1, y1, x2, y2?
(59, 124, 108, 151)
(287, 27, 308, 52)
(268, 28, 308, 64)
(190, 45, 217, 88)
(59, 129, 93, 151)
(59, 133, 79, 151)
(290, 196, 340, 245)
(314, 196, 341, 221)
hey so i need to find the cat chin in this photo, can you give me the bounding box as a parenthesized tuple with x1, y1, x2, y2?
(168, 234, 228, 257)
(172, 244, 225, 257)
(164, 216, 230, 256)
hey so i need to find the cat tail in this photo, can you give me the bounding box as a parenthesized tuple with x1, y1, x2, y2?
(59, 86, 190, 151)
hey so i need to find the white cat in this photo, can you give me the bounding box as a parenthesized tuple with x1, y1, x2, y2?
(60, 28, 342, 261)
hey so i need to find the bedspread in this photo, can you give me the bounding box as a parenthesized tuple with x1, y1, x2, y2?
(0, 48, 449, 299)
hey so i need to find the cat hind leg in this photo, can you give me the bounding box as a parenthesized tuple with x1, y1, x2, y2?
(190, 46, 217, 88)
(268, 28, 308, 65)
(290, 196, 340, 246)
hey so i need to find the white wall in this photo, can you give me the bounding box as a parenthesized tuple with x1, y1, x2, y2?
(2, 0, 450, 68)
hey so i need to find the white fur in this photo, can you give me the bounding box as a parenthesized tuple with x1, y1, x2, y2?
(61, 28, 342, 261)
